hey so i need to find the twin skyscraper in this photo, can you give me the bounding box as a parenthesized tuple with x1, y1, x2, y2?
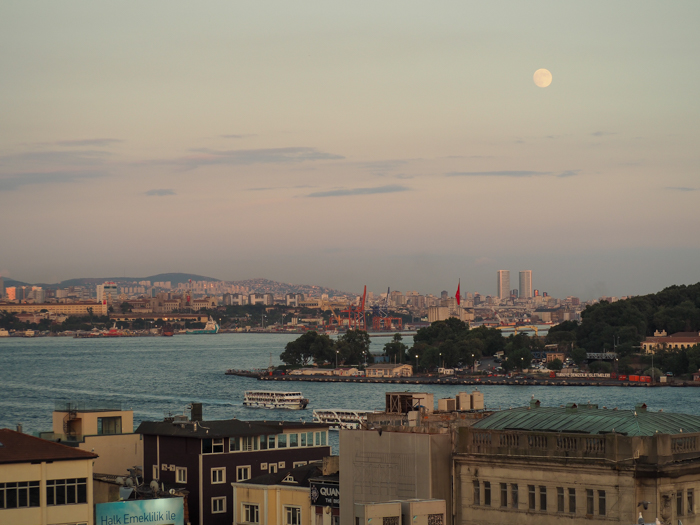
(497, 270, 532, 300)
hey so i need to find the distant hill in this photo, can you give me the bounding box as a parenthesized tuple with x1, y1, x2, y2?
(229, 278, 351, 298)
(58, 273, 219, 288)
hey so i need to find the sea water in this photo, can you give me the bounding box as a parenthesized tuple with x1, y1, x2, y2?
(1, 334, 698, 454)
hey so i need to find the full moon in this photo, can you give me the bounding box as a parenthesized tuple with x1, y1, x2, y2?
(533, 68, 552, 88)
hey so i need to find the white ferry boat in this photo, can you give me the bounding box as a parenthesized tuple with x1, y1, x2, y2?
(243, 391, 309, 410)
(312, 408, 374, 430)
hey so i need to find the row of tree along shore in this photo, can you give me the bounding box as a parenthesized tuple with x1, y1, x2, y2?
(272, 282, 700, 380)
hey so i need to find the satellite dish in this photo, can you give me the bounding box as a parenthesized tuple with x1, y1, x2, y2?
(115, 477, 125, 485)
(169, 489, 176, 495)
(149, 480, 159, 492)
(125, 478, 134, 487)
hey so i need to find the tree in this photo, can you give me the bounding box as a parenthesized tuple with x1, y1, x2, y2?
(280, 331, 335, 367)
(570, 347, 588, 367)
(547, 358, 563, 371)
(383, 333, 408, 364)
(589, 360, 612, 374)
(336, 330, 373, 366)
(120, 302, 133, 313)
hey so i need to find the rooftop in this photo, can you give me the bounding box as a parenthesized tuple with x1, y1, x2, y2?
(136, 419, 329, 439)
(0, 429, 98, 465)
(472, 404, 700, 436)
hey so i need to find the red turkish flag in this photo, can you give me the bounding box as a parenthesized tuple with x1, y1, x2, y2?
(456, 280, 461, 306)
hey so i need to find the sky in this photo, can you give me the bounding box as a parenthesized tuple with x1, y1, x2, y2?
(1, 1, 699, 300)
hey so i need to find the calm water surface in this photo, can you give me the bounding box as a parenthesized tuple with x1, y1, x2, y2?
(1, 334, 698, 445)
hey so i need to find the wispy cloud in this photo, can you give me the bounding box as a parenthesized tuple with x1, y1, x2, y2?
(447, 170, 547, 178)
(446, 170, 579, 178)
(145, 188, 176, 196)
(54, 138, 123, 147)
(557, 170, 580, 178)
(591, 131, 617, 137)
(246, 184, 314, 192)
(0, 150, 111, 167)
(157, 147, 344, 169)
(306, 184, 409, 198)
(665, 186, 697, 192)
(0, 170, 106, 191)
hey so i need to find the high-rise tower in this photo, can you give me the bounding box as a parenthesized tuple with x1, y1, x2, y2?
(519, 270, 532, 299)
(497, 270, 510, 300)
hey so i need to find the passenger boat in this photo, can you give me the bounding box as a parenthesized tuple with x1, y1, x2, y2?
(312, 408, 374, 430)
(243, 391, 309, 410)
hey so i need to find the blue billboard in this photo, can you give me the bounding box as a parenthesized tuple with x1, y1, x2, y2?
(96, 497, 184, 525)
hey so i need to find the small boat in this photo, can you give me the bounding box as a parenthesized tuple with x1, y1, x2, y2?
(186, 316, 220, 334)
(24, 330, 35, 338)
(243, 391, 309, 410)
(0, 329, 9, 337)
(312, 408, 374, 430)
(162, 323, 174, 337)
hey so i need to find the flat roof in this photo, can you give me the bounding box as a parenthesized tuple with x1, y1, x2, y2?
(136, 419, 329, 438)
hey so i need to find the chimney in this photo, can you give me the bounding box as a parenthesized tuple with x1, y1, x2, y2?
(190, 403, 203, 422)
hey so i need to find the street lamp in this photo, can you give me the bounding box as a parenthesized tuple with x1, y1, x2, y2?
(439, 353, 442, 369)
(521, 357, 524, 371)
(336, 350, 339, 369)
(415, 354, 419, 372)
(472, 353, 475, 374)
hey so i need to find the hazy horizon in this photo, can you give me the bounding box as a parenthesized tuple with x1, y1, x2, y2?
(2, 2, 698, 301)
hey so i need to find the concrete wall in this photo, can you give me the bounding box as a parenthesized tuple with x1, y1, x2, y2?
(339, 430, 452, 525)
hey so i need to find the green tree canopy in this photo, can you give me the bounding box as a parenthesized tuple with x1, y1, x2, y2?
(280, 331, 335, 367)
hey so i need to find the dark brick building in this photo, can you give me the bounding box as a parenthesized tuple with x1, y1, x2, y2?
(137, 412, 330, 525)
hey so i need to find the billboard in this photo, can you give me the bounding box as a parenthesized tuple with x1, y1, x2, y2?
(96, 497, 184, 525)
(310, 481, 340, 508)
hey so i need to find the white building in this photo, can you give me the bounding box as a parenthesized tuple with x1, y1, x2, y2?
(497, 270, 510, 300)
(519, 270, 532, 299)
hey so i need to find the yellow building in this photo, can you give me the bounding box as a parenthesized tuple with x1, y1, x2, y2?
(365, 364, 413, 378)
(40, 402, 142, 476)
(456, 402, 700, 525)
(641, 330, 700, 353)
(0, 428, 97, 524)
(232, 464, 323, 525)
(0, 301, 108, 316)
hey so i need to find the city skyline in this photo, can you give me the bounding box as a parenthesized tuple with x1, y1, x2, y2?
(1, 2, 698, 300)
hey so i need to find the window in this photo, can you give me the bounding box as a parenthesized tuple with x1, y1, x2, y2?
(237, 466, 251, 481)
(474, 481, 481, 505)
(569, 488, 576, 513)
(293, 461, 307, 468)
(212, 497, 226, 514)
(557, 487, 565, 512)
(176, 467, 187, 484)
(203, 438, 224, 454)
(540, 486, 547, 511)
(278, 434, 287, 448)
(279, 461, 286, 469)
(261, 463, 268, 470)
(301, 433, 307, 446)
(484, 481, 491, 506)
(307, 431, 314, 446)
(500, 483, 508, 507)
(689, 489, 695, 514)
(268, 435, 276, 449)
(599, 490, 606, 516)
(315, 431, 327, 446)
(260, 435, 268, 450)
(212, 468, 225, 484)
(230, 437, 241, 452)
(290, 433, 299, 447)
(1, 481, 40, 509)
(97, 416, 122, 435)
(528, 485, 536, 510)
(586, 489, 594, 515)
(244, 503, 260, 524)
(268, 464, 278, 474)
(321, 432, 327, 446)
(511, 484, 518, 509)
(286, 506, 302, 525)
(244, 436, 258, 451)
(46, 478, 87, 505)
